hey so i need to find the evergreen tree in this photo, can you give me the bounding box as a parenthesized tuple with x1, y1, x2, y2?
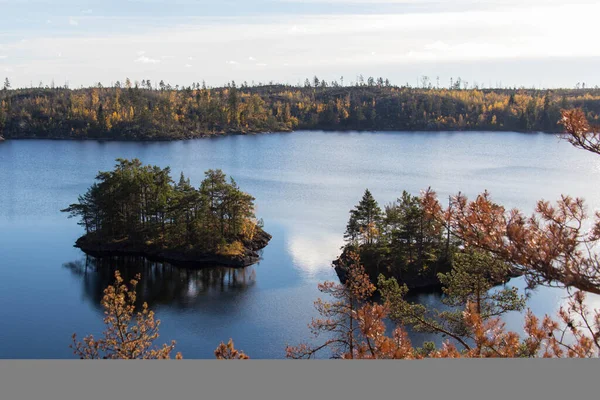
(344, 189, 382, 245)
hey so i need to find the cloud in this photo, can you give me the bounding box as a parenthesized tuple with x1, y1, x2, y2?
(288, 25, 305, 34)
(4, 1, 600, 88)
(46, 19, 52, 24)
(185, 63, 192, 67)
(81, 9, 93, 15)
(256, 63, 267, 66)
(188, 56, 193, 60)
(0, 55, 7, 59)
(69, 18, 79, 26)
(135, 55, 160, 64)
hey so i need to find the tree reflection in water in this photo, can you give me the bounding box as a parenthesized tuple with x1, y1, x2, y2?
(63, 255, 257, 311)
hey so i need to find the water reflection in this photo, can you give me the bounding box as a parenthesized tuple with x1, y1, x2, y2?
(286, 227, 344, 275)
(63, 255, 256, 310)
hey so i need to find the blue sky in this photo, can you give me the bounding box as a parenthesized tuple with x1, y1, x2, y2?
(1, 0, 599, 88)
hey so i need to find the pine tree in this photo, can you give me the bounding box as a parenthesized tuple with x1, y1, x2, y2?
(344, 189, 382, 245)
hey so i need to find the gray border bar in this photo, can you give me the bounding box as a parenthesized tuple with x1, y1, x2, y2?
(0, 360, 595, 400)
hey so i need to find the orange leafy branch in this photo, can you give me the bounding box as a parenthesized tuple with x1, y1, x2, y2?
(71, 271, 182, 359)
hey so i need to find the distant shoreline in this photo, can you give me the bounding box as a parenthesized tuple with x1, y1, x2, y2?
(0, 128, 560, 143)
(2, 85, 586, 141)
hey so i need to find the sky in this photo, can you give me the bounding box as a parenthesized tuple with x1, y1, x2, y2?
(1, 0, 599, 89)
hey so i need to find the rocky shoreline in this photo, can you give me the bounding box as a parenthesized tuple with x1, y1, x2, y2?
(333, 248, 522, 293)
(74, 228, 272, 268)
(1, 127, 293, 142)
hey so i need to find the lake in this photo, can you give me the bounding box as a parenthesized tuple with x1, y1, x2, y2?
(1, 130, 600, 358)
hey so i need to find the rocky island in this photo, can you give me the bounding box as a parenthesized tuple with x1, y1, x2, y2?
(334, 189, 519, 292)
(62, 158, 271, 267)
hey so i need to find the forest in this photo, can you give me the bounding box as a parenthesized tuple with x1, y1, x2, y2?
(61, 159, 270, 265)
(2, 77, 600, 140)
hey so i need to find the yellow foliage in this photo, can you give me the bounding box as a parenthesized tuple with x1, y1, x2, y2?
(71, 271, 182, 359)
(217, 241, 245, 257)
(240, 219, 257, 241)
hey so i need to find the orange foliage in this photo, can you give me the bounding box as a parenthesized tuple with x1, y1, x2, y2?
(71, 271, 182, 359)
(214, 339, 250, 359)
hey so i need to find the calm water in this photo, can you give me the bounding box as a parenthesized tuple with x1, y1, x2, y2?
(1, 131, 600, 358)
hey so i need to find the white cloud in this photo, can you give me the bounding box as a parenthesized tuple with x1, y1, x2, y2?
(46, 19, 52, 24)
(185, 63, 192, 68)
(68, 18, 78, 26)
(81, 9, 93, 15)
(256, 63, 267, 66)
(0, 55, 7, 59)
(4, 1, 600, 88)
(135, 55, 160, 64)
(188, 56, 193, 60)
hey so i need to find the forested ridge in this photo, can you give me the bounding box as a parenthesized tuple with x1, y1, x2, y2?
(2, 77, 600, 140)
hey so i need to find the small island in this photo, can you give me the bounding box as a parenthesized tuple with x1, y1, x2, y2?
(334, 189, 519, 291)
(62, 158, 271, 267)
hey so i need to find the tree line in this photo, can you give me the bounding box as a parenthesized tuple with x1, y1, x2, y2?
(62, 159, 262, 257)
(2, 78, 600, 140)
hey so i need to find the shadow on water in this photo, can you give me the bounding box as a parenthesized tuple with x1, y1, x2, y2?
(63, 255, 256, 311)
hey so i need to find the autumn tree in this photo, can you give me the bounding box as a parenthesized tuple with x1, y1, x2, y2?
(377, 249, 526, 353)
(71, 271, 183, 359)
(420, 108, 600, 356)
(286, 252, 377, 358)
(285, 253, 548, 359)
(214, 339, 249, 359)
